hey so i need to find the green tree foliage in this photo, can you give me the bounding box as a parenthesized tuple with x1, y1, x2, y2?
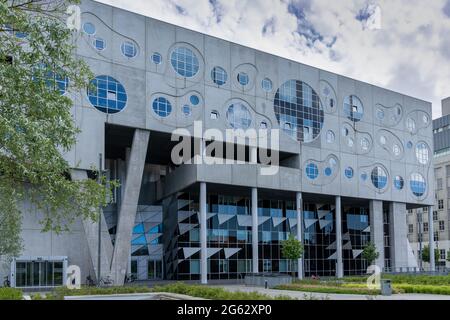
(0, 0, 114, 258)
(362, 242, 380, 265)
(421, 245, 440, 265)
(281, 234, 304, 277)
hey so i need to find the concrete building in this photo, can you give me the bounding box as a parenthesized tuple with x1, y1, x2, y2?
(1, 0, 435, 288)
(407, 98, 450, 270)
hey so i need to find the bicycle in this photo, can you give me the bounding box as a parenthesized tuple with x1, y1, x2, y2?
(124, 274, 137, 283)
(86, 275, 96, 286)
(99, 275, 114, 286)
(3, 276, 10, 287)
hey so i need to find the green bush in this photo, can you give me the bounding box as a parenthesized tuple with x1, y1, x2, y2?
(344, 274, 450, 286)
(46, 285, 152, 300)
(0, 288, 23, 300)
(275, 283, 380, 295)
(393, 284, 450, 295)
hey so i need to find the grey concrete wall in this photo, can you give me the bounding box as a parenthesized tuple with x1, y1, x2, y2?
(369, 200, 384, 269)
(390, 202, 409, 269)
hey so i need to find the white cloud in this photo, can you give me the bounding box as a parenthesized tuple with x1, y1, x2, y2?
(96, 0, 450, 118)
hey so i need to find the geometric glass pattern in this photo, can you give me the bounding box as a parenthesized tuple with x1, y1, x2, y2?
(274, 80, 324, 142)
(343, 95, 363, 122)
(371, 166, 387, 189)
(152, 97, 172, 117)
(410, 173, 426, 197)
(87, 75, 127, 114)
(306, 163, 319, 180)
(211, 66, 227, 85)
(226, 103, 252, 129)
(170, 47, 199, 77)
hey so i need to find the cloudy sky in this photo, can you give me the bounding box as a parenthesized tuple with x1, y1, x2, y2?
(98, 0, 450, 119)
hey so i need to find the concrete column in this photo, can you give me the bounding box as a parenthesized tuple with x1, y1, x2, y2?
(369, 200, 385, 270)
(335, 196, 343, 278)
(110, 129, 150, 285)
(250, 146, 257, 164)
(252, 187, 259, 273)
(428, 206, 435, 271)
(389, 202, 408, 271)
(296, 192, 303, 279)
(200, 182, 208, 284)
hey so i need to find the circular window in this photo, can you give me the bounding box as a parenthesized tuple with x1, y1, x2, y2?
(343, 95, 363, 122)
(211, 66, 227, 85)
(345, 167, 354, 179)
(324, 167, 332, 176)
(152, 97, 172, 117)
(380, 136, 387, 145)
(83, 22, 96, 35)
(394, 175, 404, 190)
(415, 142, 429, 164)
(190, 95, 200, 106)
(87, 75, 127, 114)
(237, 72, 249, 86)
(406, 118, 416, 133)
(261, 78, 273, 92)
(182, 105, 191, 116)
(371, 166, 388, 190)
(260, 121, 268, 129)
(306, 163, 319, 180)
(361, 137, 370, 151)
(170, 47, 199, 77)
(44, 69, 69, 95)
(393, 144, 401, 156)
(326, 130, 335, 144)
(273, 80, 324, 142)
(226, 102, 252, 129)
(151, 52, 162, 65)
(407, 141, 413, 149)
(410, 173, 426, 197)
(92, 36, 106, 51)
(121, 41, 137, 58)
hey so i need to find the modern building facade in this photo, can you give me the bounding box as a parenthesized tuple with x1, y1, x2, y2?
(1, 0, 435, 288)
(407, 98, 450, 269)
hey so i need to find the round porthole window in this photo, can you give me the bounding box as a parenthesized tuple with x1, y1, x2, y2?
(83, 22, 96, 35)
(394, 175, 404, 190)
(237, 72, 249, 86)
(261, 78, 273, 92)
(151, 52, 162, 65)
(345, 167, 354, 179)
(226, 102, 252, 129)
(371, 166, 388, 190)
(410, 173, 426, 197)
(190, 95, 200, 106)
(170, 46, 199, 78)
(306, 163, 319, 180)
(152, 97, 172, 117)
(87, 75, 127, 114)
(211, 66, 227, 85)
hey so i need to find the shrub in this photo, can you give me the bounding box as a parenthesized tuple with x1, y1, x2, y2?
(0, 287, 23, 300)
(47, 285, 152, 300)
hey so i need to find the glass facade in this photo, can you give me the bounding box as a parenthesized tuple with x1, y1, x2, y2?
(15, 260, 64, 288)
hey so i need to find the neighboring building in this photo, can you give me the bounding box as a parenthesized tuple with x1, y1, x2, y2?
(407, 98, 450, 269)
(1, 0, 435, 288)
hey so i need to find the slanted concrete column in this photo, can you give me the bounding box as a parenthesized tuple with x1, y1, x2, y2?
(251, 187, 259, 273)
(200, 182, 207, 284)
(389, 202, 408, 271)
(70, 169, 113, 282)
(335, 196, 343, 278)
(110, 129, 150, 285)
(428, 206, 435, 271)
(296, 192, 303, 279)
(369, 200, 385, 270)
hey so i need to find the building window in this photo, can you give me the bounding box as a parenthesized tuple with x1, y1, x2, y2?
(423, 207, 428, 213)
(392, 144, 401, 156)
(170, 46, 199, 77)
(361, 137, 370, 151)
(92, 36, 106, 51)
(433, 211, 438, 221)
(415, 142, 429, 165)
(305, 163, 319, 180)
(439, 220, 445, 231)
(438, 199, 444, 210)
(406, 141, 413, 149)
(260, 121, 268, 129)
(324, 167, 332, 176)
(226, 102, 252, 129)
(371, 166, 388, 190)
(434, 231, 439, 241)
(87, 75, 127, 114)
(151, 52, 162, 65)
(82, 22, 96, 35)
(408, 224, 413, 234)
(211, 66, 227, 85)
(273, 80, 324, 143)
(152, 97, 172, 117)
(343, 95, 363, 122)
(423, 222, 428, 232)
(261, 78, 273, 92)
(182, 105, 191, 116)
(394, 175, 404, 190)
(437, 178, 443, 190)
(189, 95, 200, 106)
(406, 117, 416, 133)
(326, 130, 335, 143)
(121, 41, 138, 58)
(344, 167, 354, 179)
(237, 72, 249, 86)
(440, 249, 446, 260)
(210, 110, 219, 120)
(410, 173, 426, 197)
(379, 135, 387, 145)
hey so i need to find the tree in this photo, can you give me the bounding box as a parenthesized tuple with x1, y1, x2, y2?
(362, 242, 380, 265)
(0, 1, 113, 259)
(281, 234, 304, 278)
(447, 250, 450, 263)
(421, 245, 440, 265)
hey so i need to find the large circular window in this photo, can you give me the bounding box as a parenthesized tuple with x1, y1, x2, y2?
(410, 173, 426, 197)
(226, 102, 252, 129)
(274, 80, 324, 142)
(371, 166, 388, 190)
(343, 95, 363, 122)
(87, 75, 127, 114)
(152, 97, 172, 117)
(170, 47, 199, 77)
(415, 142, 429, 165)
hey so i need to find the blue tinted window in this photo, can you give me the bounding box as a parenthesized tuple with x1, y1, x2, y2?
(345, 167, 354, 179)
(151, 52, 162, 65)
(361, 172, 367, 181)
(152, 97, 172, 117)
(83, 22, 96, 35)
(237, 72, 249, 85)
(211, 66, 227, 85)
(324, 167, 332, 176)
(261, 78, 272, 92)
(92, 37, 105, 50)
(43, 68, 69, 95)
(410, 173, 426, 197)
(407, 141, 413, 149)
(190, 95, 200, 105)
(371, 166, 387, 189)
(87, 75, 127, 114)
(15, 31, 27, 39)
(226, 103, 252, 129)
(343, 95, 363, 122)
(182, 105, 191, 116)
(394, 176, 404, 190)
(306, 163, 319, 180)
(121, 41, 137, 58)
(170, 47, 199, 77)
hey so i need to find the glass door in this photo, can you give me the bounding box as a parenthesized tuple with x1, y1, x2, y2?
(14, 260, 64, 288)
(148, 260, 163, 280)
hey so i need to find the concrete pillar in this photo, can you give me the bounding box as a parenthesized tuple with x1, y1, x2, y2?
(251, 187, 259, 273)
(110, 129, 150, 285)
(428, 206, 435, 271)
(369, 200, 385, 270)
(200, 182, 208, 284)
(389, 202, 408, 271)
(250, 146, 257, 164)
(296, 192, 303, 279)
(335, 196, 343, 278)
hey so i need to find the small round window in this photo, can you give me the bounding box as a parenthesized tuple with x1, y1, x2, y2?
(410, 173, 426, 197)
(190, 95, 200, 106)
(92, 37, 106, 51)
(83, 22, 96, 35)
(343, 95, 363, 122)
(306, 163, 319, 180)
(182, 105, 191, 116)
(226, 103, 252, 129)
(394, 175, 404, 190)
(261, 78, 273, 92)
(371, 166, 388, 190)
(152, 97, 172, 117)
(170, 47, 199, 78)
(345, 167, 354, 179)
(211, 66, 227, 85)
(151, 52, 162, 65)
(121, 41, 137, 58)
(237, 72, 249, 86)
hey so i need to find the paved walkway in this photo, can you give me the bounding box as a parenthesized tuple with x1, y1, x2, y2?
(218, 285, 450, 300)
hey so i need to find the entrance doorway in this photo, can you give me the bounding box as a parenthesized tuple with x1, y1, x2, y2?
(12, 257, 67, 288)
